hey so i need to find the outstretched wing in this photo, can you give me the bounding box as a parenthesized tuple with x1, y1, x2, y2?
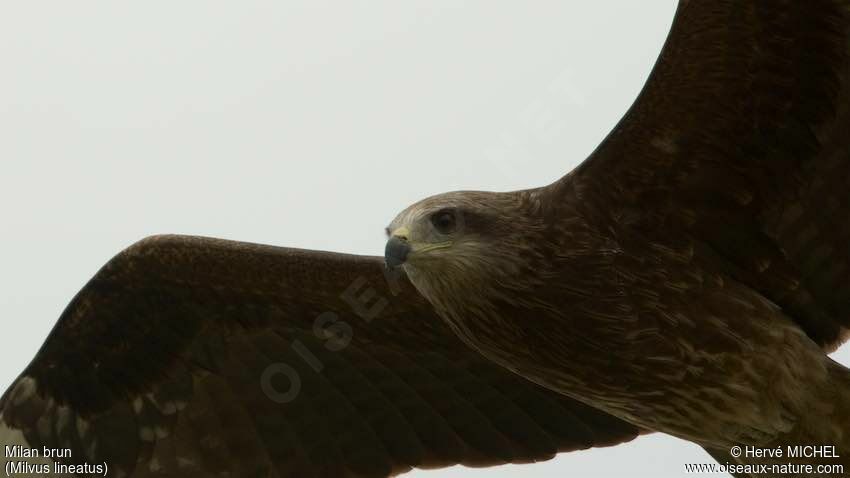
(556, 0, 850, 350)
(0, 235, 639, 477)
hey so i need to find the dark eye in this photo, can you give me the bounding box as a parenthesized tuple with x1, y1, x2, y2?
(430, 208, 457, 234)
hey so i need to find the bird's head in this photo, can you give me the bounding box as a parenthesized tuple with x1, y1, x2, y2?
(384, 190, 546, 315)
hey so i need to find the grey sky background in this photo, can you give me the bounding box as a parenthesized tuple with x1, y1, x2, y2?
(2, 2, 848, 477)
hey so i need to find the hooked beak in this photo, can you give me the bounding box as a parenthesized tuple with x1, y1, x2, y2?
(385, 228, 411, 270)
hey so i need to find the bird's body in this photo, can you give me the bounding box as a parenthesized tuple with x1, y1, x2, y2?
(390, 185, 850, 468)
(384, 3, 850, 472)
(5, 1, 850, 477)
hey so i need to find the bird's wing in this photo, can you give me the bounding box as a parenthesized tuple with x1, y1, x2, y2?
(552, 0, 850, 350)
(0, 235, 639, 478)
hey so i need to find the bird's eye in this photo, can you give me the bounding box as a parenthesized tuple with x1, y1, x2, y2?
(430, 209, 457, 234)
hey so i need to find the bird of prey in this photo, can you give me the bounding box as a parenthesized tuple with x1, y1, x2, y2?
(3, 1, 850, 477)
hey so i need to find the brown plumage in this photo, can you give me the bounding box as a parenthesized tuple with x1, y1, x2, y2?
(1, 236, 640, 477)
(4, 0, 850, 476)
(384, 0, 850, 473)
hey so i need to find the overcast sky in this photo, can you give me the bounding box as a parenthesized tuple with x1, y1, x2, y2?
(3, 2, 848, 477)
